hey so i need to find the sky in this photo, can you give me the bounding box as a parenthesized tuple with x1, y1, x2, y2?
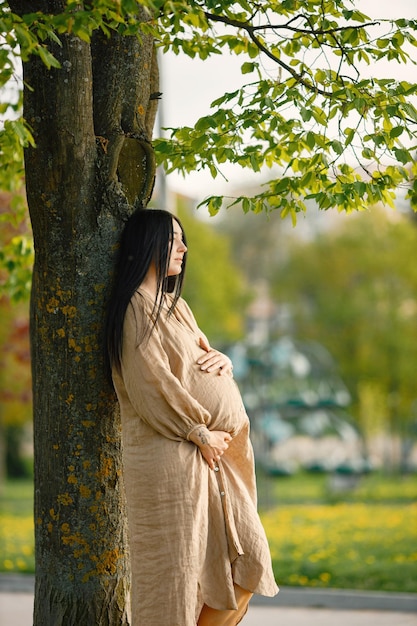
(157, 0, 417, 205)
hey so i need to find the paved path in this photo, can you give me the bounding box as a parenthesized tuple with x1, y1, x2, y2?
(1, 576, 416, 626)
(1, 593, 416, 626)
(245, 607, 417, 626)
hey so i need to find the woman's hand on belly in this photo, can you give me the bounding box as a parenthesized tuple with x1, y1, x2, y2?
(197, 337, 233, 376)
(188, 426, 232, 470)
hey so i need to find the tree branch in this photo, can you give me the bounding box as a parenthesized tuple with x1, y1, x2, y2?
(251, 19, 380, 36)
(204, 10, 333, 97)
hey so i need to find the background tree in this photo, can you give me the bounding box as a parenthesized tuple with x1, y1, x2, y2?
(0, 303, 31, 481)
(0, 1, 416, 623)
(178, 204, 250, 343)
(0, 191, 32, 490)
(213, 203, 287, 285)
(272, 208, 417, 468)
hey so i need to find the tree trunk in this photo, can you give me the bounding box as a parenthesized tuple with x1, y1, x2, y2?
(11, 2, 158, 622)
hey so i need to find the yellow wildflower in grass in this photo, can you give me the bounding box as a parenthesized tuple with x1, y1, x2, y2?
(261, 502, 417, 593)
(319, 572, 331, 583)
(0, 515, 34, 573)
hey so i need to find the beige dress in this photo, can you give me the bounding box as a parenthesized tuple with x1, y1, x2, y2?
(112, 290, 278, 626)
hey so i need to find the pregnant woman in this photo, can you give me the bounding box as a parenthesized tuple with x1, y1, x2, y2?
(106, 208, 278, 626)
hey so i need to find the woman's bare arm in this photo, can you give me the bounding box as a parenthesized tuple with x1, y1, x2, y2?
(188, 426, 232, 470)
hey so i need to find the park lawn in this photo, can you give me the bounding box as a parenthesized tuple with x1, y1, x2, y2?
(261, 502, 417, 593)
(1, 474, 417, 592)
(256, 466, 417, 505)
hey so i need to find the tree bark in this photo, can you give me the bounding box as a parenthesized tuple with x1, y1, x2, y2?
(10, 2, 158, 622)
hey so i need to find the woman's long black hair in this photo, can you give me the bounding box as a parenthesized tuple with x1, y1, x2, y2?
(106, 208, 187, 374)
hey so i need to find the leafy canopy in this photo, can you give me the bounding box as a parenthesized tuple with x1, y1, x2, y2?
(272, 208, 417, 432)
(154, 1, 417, 220)
(1, 0, 417, 232)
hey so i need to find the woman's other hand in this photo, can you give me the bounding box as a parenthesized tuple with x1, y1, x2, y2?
(188, 427, 232, 470)
(197, 337, 233, 376)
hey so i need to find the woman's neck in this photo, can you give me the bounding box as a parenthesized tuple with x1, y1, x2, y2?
(140, 266, 158, 300)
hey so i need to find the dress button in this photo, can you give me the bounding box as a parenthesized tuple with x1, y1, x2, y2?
(220, 491, 225, 496)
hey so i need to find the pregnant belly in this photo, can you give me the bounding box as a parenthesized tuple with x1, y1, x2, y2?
(183, 369, 248, 436)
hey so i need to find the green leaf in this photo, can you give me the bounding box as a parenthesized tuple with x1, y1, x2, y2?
(306, 132, 315, 150)
(242, 197, 250, 213)
(195, 117, 215, 132)
(362, 148, 374, 159)
(402, 103, 417, 122)
(37, 46, 61, 69)
(344, 128, 355, 147)
(394, 148, 411, 164)
(202, 195, 223, 216)
(331, 140, 344, 155)
(241, 62, 256, 74)
(300, 108, 312, 122)
(74, 28, 91, 43)
(247, 42, 259, 59)
(311, 107, 327, 126)
(390, 126, 404, 138)
(191, 135, 207, 150)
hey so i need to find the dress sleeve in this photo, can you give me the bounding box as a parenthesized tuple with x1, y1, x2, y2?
(117, 296, 212, 441)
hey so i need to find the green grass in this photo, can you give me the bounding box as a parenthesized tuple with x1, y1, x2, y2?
(0, 479, 33, 516)
(256, 466, 417, 505)
(0, 480, 34, 573)
(1, 473, 417, 592)
(262, 502, 417, 593)
(256, 470, 417, 592)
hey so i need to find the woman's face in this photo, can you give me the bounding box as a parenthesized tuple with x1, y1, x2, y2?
(167, 219, 187, 277)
